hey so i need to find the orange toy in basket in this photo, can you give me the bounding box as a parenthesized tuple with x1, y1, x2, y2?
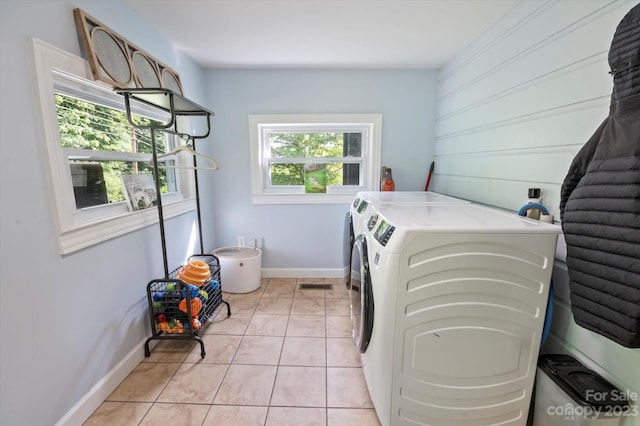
(177, 259, 211, 285)
(179, 298, 203, 330)
(179, 297, 203, 316)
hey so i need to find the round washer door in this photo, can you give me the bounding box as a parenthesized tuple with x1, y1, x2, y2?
(344, 212, 355, 288)
(349, 234, 374, 353)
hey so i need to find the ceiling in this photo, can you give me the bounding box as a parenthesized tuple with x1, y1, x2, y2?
(122, 0, 519, 69)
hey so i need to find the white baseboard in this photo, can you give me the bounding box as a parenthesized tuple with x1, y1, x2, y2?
(261, 267, 348, 279)
(55, 338, 151, 426)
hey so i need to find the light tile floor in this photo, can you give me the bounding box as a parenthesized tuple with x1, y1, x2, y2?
(84, 278, 381, 426)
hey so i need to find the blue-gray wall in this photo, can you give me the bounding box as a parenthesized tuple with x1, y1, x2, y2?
(0, 1, 208, 425)
(202, 69, 439, 274)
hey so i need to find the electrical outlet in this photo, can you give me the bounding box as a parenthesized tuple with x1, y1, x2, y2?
(237, 236, 245, 247)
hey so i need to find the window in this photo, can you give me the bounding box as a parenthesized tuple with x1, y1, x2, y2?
(31, 39, 195, 254)
(56, 92, 178, 209)
(249, 114, 382, 204)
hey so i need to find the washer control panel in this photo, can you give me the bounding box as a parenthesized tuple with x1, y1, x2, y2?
(356, 200, 369, 214)
(374, 220, 395, 246)
(367, 214, 379, 231)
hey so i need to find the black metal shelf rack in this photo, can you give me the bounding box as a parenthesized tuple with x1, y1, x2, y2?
(116, 88, 231, 358)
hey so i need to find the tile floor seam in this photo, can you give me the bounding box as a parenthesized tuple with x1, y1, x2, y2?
(209, 336, 239, 406)
(265, 284, 287, 425)
(325, 313, 330, 426)
(264, 278, 280, 426)
(135, 403, 153, 426)
(140, 361, 182, 404)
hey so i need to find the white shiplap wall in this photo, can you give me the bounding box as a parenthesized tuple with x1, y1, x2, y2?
(433, 0, 640, 421)
(433, 0, 631, 217)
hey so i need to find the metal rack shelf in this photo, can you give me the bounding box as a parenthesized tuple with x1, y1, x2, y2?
(116, 88, 230, 358)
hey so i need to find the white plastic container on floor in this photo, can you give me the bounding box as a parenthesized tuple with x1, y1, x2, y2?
(533, 354, 630, 426)
(212, 246, 262, 293)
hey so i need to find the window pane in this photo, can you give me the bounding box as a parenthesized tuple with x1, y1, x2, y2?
(333, 163, 359, 186)
(342, 162, 360, 186)
(69, 160, 173, 209)
(269, 162, 361, 187)
(270, 163, 304, 185)
(328, 163, 361, 186)
(69, 162, 110, 208)
(343, 133, 362, 157)
(56, 93, 177, 209)
(269, 132, 362, 158)
(55, 93, 166, 154)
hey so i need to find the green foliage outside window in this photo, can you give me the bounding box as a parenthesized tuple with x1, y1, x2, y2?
(269, 132, 351, 186)
(55, 94, 169, 205)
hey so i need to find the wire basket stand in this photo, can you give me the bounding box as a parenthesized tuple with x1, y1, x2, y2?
(117, 88, 231, 358)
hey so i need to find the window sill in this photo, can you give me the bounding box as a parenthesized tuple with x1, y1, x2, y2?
(59, 198, 196, 254)
(251, 193, 357, 205)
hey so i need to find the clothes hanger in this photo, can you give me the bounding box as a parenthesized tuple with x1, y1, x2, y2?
(153, 145, 219, 170)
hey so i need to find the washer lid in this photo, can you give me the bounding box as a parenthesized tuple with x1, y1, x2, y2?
(373, 203, 561, 234)
(355, 191, 470, 205)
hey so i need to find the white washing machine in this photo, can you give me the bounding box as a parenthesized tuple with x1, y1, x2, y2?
(350, 203, 560, 426)
(345, 194, 375, 287)
(351, 191, 468, 237)
(345, 192, 469, 285)
(357, 191, 469, 207)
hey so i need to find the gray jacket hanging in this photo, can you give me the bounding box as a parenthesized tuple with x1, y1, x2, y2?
(560, 3, 640, 348)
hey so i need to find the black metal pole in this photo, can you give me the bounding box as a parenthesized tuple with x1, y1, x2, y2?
(191, 139, 205, 254)
(150, 127, 170, 279)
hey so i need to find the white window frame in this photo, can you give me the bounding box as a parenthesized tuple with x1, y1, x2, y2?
(249, 114, 382, 204)
(31, 38, 196, 254)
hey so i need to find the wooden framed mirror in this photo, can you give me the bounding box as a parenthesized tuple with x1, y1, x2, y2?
(73, 8, 183, 94)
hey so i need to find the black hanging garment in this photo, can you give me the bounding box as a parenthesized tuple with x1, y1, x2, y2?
(560, 3, 640, 348)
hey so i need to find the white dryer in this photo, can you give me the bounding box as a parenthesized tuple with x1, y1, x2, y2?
(350, 203, 560, 426)
(351, 191, 468, 237)
(357, 191, 468, 207)
(345, 192, 468, 287)
(345, 194, 375, 287)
